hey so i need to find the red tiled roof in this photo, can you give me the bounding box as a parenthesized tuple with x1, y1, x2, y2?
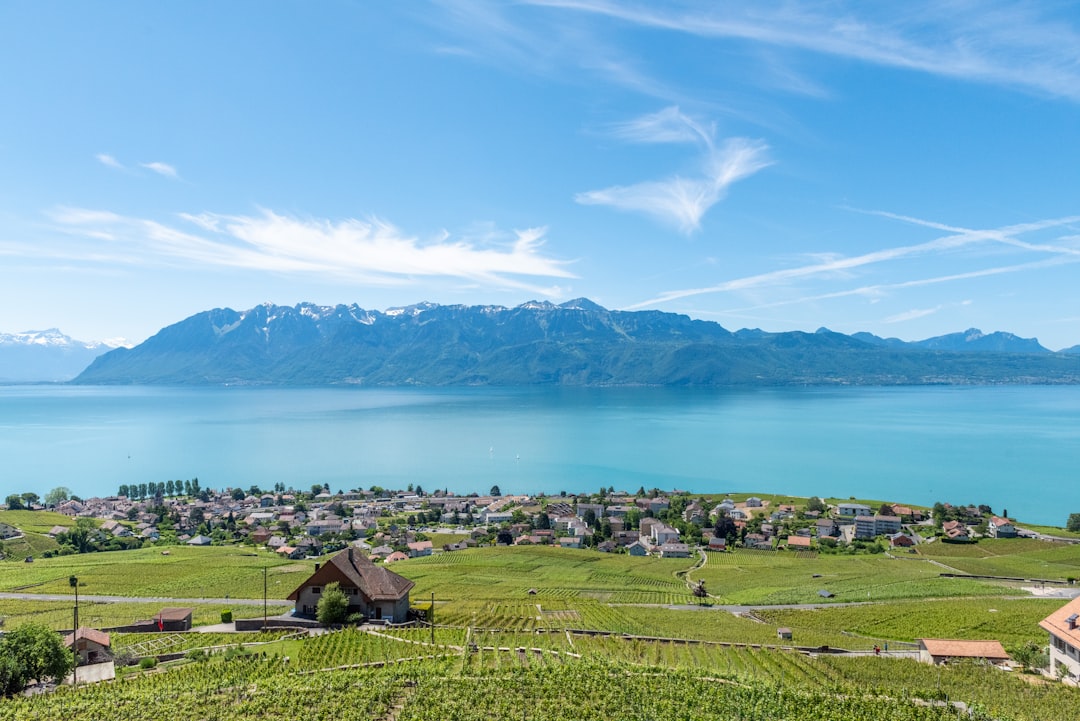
(64, 627, 111, 648)
(919, 638, 1009, 660)
(1039, 595, 1080, 649)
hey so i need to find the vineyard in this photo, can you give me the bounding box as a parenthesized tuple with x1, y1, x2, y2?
(2, 628, 1078, 720)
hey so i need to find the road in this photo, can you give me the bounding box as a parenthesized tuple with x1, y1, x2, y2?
(0, 591, 292, 606)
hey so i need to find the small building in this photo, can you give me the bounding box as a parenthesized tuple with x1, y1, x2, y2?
(917, 639, 1010, 667)
(1039, 595, 1080, 682)
(64, 627, 111, 665)
(785, 535, 812, 550)
(777, 627, 793, 641)
(287, 547, 414, 623)
(186, 534, 213, 546)
(707, 536, 727, 552)
(156, 607, 194, 631)
(627, 540, 649, 556)
(889, 532, 916, 548)
(384, 551, 409, 563)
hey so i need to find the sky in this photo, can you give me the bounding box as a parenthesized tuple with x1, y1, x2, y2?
(2, 1, 1080, 349)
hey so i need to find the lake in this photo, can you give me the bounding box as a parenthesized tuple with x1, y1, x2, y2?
(1, 384, 1078, 526)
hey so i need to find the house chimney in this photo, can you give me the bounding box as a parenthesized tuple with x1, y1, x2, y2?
(348, 547, 354, 563)
(314, 563, 320, 572)
(1068, 613, 1079, 631)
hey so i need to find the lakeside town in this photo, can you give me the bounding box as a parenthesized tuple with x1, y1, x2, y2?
(4, 482, 1068, 563)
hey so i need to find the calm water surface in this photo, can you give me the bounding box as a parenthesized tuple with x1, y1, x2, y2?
(1, 384, 1077, 525)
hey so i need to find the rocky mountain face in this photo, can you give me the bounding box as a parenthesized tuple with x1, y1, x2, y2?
(72, 300, 1080, 387)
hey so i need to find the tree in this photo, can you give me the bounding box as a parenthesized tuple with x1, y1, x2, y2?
(490, 485, 502, 497)
(44, 487, 70, 507)
(692, 580, 708, 603)
(20, 492, 40, 507)
(231, 488, 245, 501)
(316, 582, 350, 625)
(806, 496, 827, 513)
(0, 623, 73, 692)
(714, 513, 738, 545)
(165, 479, 176, 497)
(1067, 513, 1080, 533)
(496, 529, 514, 546)
(4, 495, 24, 510)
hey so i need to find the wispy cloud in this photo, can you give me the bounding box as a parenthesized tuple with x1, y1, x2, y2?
(95, 153, 123, 170)
(140, 161, 179, 179)
(885, 306, 943, 324)
(40, 207, 576, 296)
(527, 1, 1080, 101)
(576, 106, 770, 232)
(628, 213, 1080, 309)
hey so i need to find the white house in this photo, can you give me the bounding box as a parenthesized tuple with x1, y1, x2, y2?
(1040, 596, 1080, 682)
(988, 516, 1017, 538)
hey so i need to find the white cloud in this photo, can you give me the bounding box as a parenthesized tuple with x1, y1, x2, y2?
(140, 161, 178, 179)
(95, 153, 123, 170)
(527, 1, 1080, 101)
(577, 107, 771, 232)
(885, 306, 942, 324)
(628, 213, 1080, 309)
(43, 207, 576, 296)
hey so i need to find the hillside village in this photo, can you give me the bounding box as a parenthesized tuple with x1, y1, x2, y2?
(0, 484, 1050, 564)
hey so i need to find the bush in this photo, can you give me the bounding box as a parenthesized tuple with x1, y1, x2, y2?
(220, 610, 233, 623)
(185, 649, 207, 662)
(138, 657, 158, 670)
(346, 612, 366, 625)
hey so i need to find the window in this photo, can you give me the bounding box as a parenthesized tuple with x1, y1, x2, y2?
(312, 586, 321, 594)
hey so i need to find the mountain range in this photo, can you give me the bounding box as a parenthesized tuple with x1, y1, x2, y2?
(0, 329, 120, 383)
(70, 300, 1080, 387)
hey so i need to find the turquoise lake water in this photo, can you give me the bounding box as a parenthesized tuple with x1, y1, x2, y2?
(1, 384, 1077, 526)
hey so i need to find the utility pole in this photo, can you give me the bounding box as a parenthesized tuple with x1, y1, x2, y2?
(430, 592, 435, 646)
(72, 576, 79, 686)
(263, 566, 268, 629)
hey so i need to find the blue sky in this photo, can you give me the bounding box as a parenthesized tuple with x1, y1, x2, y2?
(2, 1, 1080, 349)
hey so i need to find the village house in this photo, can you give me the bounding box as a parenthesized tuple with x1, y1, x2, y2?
(1039, 595, 1080, 682)
(287, 547, 414, 622)
(658, 542, 690, 558)
(407, 540, 433, 557)
(650, 523, 680, 546)
(988, 516, 1017, 538)
(626, 539, 649, 556)
(941, 520, 970, 541)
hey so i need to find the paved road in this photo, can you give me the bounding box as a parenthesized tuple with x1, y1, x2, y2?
(0, 592, 292, 606)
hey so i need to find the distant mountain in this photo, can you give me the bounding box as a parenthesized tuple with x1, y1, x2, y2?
(0, 329, 119, 382)
(74, 300, 1080, 387)
(852, 328, 1050, 353)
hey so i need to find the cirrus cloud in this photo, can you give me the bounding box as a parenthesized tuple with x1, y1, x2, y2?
(41, 207, 576, 296)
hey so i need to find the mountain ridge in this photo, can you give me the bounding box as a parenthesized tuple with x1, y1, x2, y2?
(71, 300, 1080, 387)
(0, 329, 124, 383)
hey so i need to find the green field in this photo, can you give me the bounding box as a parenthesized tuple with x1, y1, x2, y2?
(0, 545, 313, 598)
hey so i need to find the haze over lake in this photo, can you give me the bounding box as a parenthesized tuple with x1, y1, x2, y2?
(2, 384, 1077, 526)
